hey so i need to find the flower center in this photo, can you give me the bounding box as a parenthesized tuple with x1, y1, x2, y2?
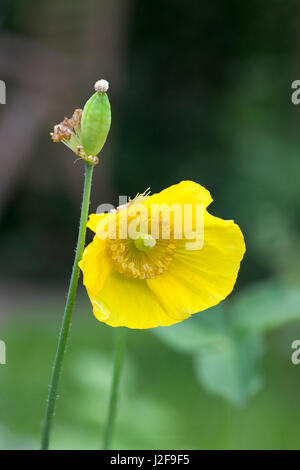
(107, 237, 176, 279)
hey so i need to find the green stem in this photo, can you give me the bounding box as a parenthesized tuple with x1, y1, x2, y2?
(41, 163, 94, 450)
(221, 399, 233, 450)
(102, 327, 126, 450)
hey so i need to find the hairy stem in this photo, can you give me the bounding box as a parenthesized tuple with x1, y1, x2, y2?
(41, 163, 94, 450)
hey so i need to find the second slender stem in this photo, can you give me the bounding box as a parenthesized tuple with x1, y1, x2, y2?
(41, 163, 94, 450)
(102, 327, 126, 450)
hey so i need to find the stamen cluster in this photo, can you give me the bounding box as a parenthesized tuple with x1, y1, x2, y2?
(51, 109, 82, 143)
(107, 238, 176, 279)
(50, 109, 98, 165)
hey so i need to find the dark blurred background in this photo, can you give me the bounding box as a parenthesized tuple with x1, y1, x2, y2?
(1, 0, 300, 450)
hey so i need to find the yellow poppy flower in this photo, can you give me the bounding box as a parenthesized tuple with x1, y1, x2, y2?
(79, 181, 245, 329)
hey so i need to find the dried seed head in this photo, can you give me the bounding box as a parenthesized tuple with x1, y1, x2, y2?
(69, 109, 82, 130)
(50, 109, 82, 143)
(50, 80, 110, 167)
(94, 79, 109, 94)
(51, 120, 73, 142)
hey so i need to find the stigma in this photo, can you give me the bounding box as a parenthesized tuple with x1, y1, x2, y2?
(134, 233, 156, 252)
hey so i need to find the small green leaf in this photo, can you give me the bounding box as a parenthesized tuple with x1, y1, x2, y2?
(231, 282, 300, 333)
(154, 302, 266, 406)
(153, 305, 227, 354)
(195, 333, 264, 406)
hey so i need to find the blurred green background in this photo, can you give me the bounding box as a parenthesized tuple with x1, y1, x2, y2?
(1, 0, 300, 449)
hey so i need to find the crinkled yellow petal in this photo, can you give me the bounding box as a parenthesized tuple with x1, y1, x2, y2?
(87, 270, 188, 328)
(146, 211, 245, 318)
(144, 180, 213, 209)
(88, 181, 211, 234)
(79, 235, 112, 296)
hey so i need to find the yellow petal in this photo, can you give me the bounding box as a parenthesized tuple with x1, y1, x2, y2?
(147, 211, 245, 318)
(145, 180, 213, 208)
(79, 235, 112, 296)
(87, 270, 190, 328)
(87, 213, 108, 232)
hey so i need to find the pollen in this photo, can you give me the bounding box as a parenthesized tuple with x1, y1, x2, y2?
(107, 238, 176, 279)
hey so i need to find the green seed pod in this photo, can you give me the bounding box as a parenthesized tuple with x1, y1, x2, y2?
(81, 80, 111, 156)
